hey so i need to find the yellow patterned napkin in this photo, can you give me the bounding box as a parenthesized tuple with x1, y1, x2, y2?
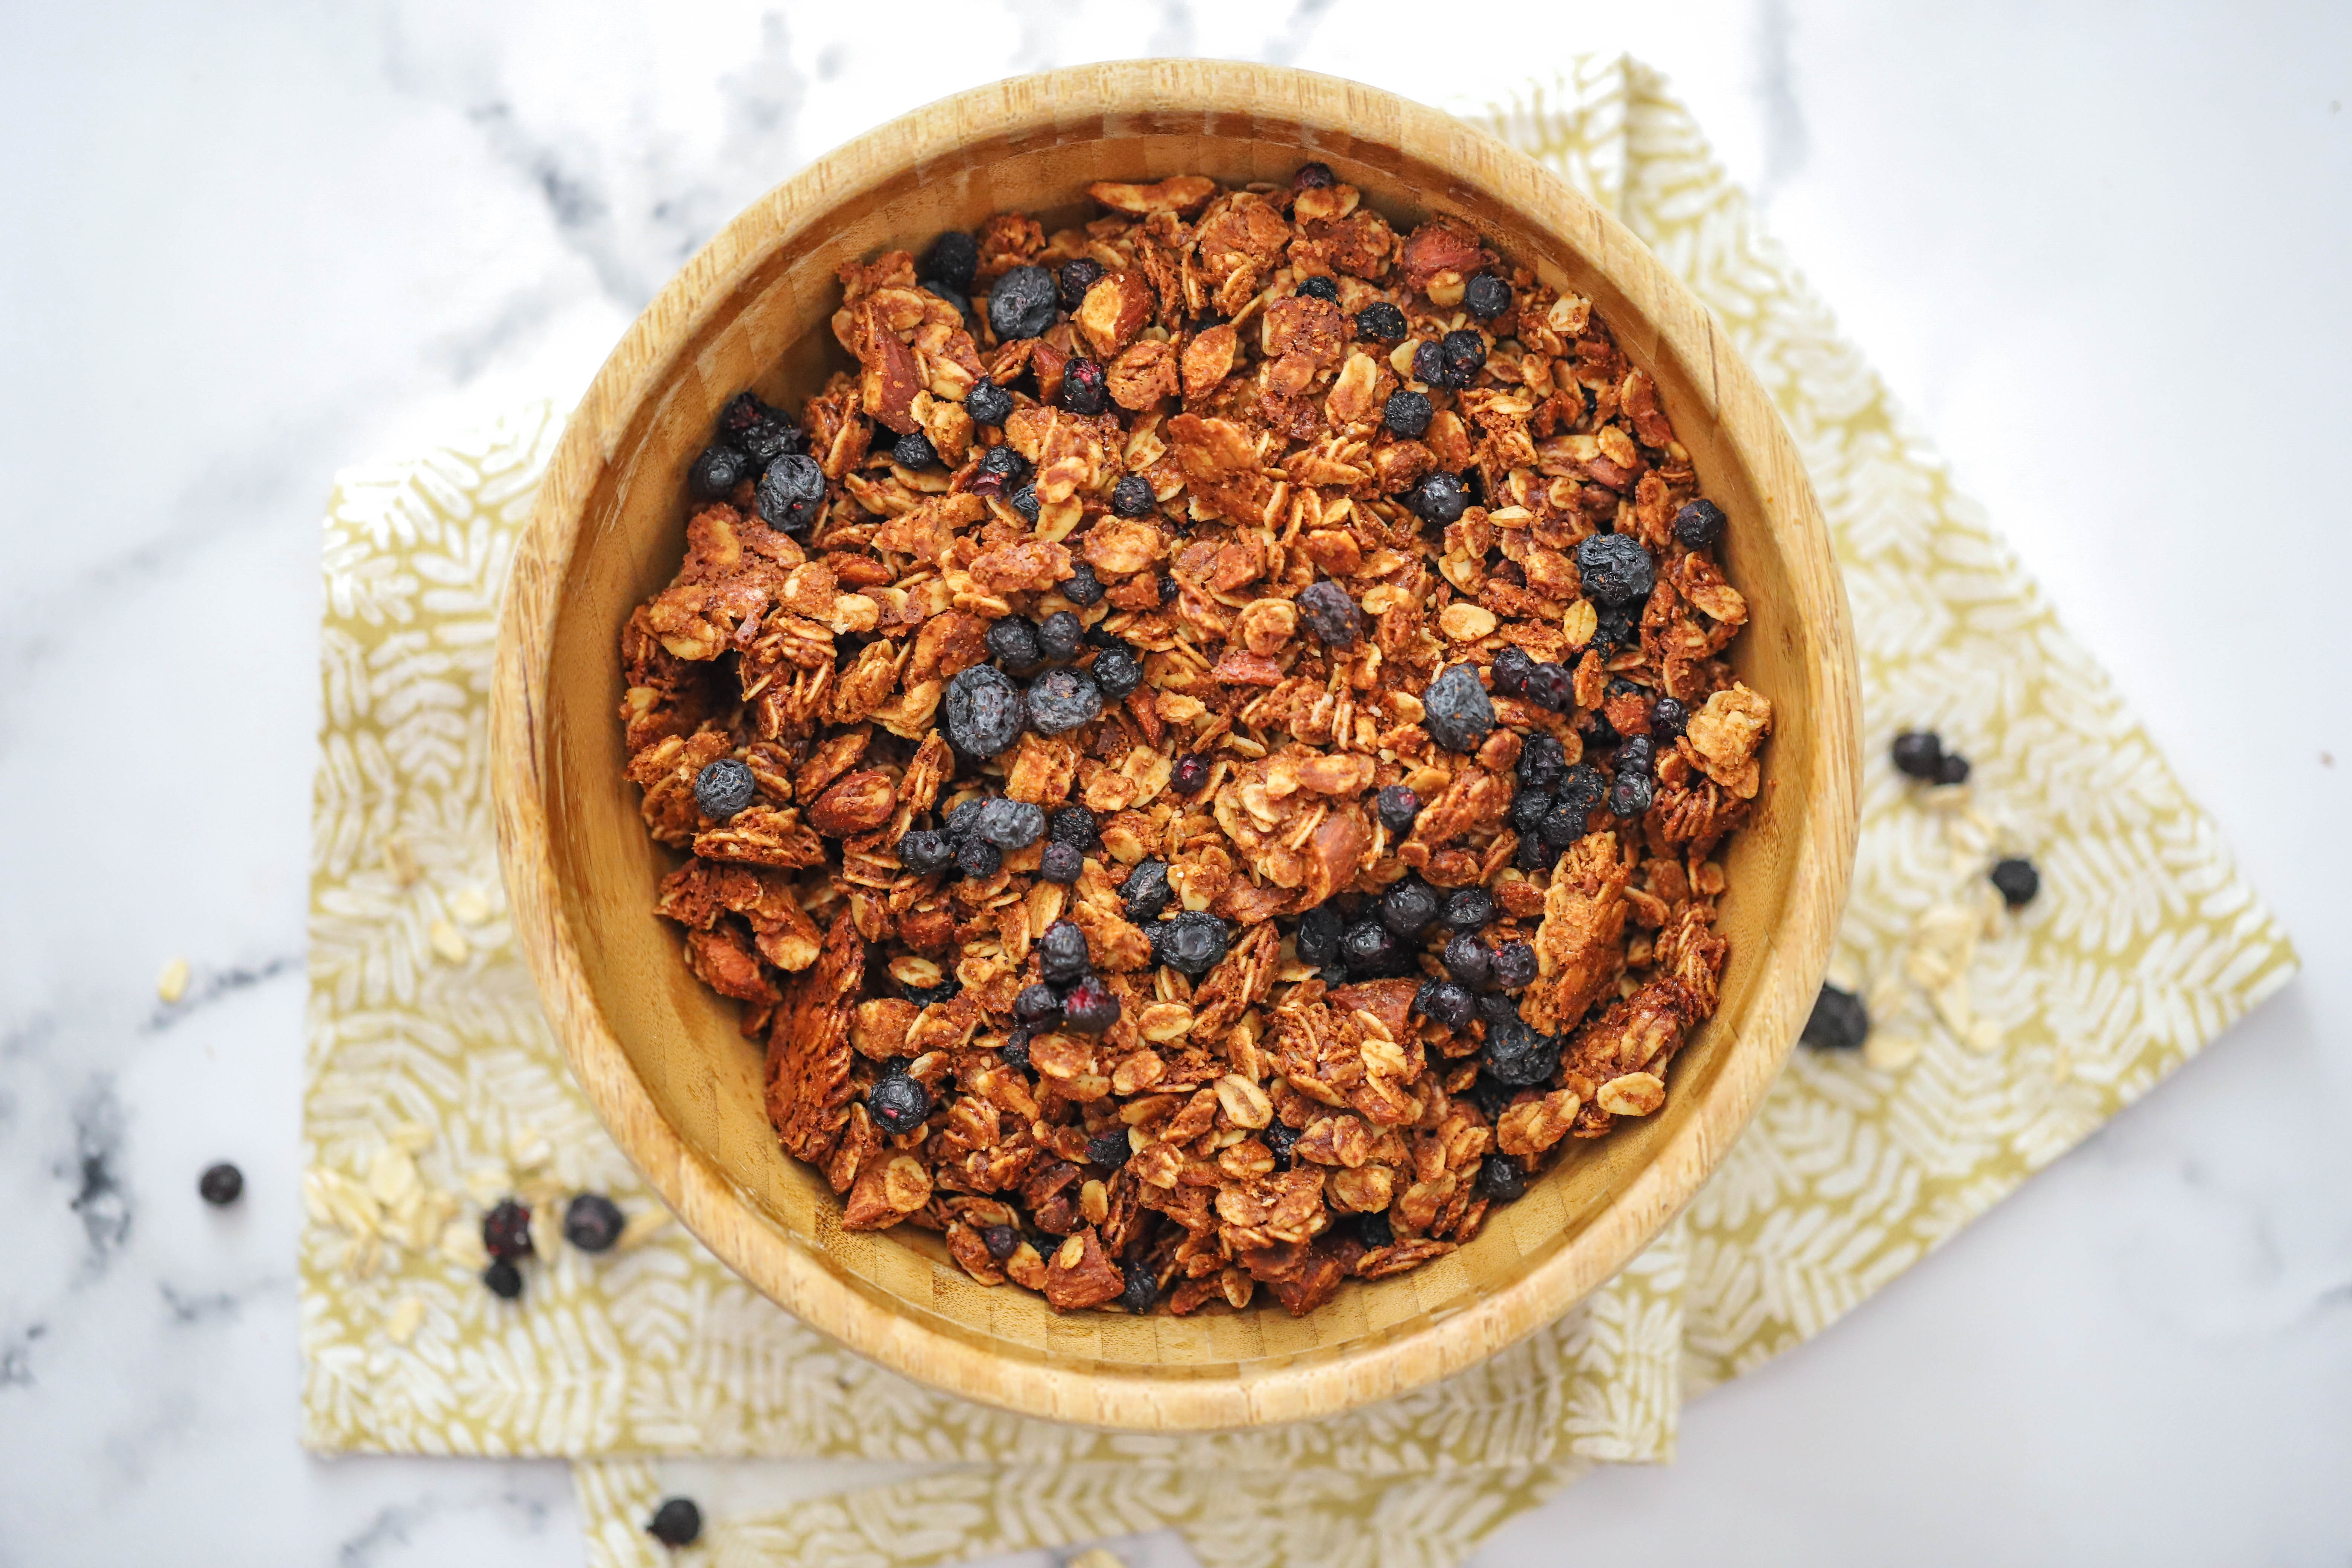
(301, 54, 2295, 1568)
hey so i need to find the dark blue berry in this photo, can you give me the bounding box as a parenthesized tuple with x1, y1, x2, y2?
(1576, 532, 1656, 608)
(1265, 1118, 1301, 1170)
(1463, 274, 1512, 321)
(1802, 984, 1869, 1050)
(920, 278, 970, 319)
(1049, 805, 1099, 847)
(1490, 940, 1538, 991)
(1608, 768, 1654, 817)
(1414, 979, 1475, 1030)
(897, 828, 952, 873)
(966, 379, 1014, 427)
(1516, 734, 1565, 791)
(1411, 472, 1468, 524)
(1088, 1128, 1132, 1168)
(1444, 888, 1495, 930)
(924, 231, 979, 293)
(1000, 1031, 1032, 1069)
(1111, 474, 1155, 517)
(1992, 858, 2041, 907)
(1375, 784, 1421, 834)
(1040, 841, 1083, 883)
(1421, 664, 1494, 753)
(987, 616, 1043, 669)
(955, 837, 1002, 877)
(868, 1067, 932, 1135)
(1515, 832, 1560, 871)
(975, 444, 1029, 485)
(988, 265, 1058, 341)
(1509, 787, 1553, 834)
(1297, 581, 1361, 646)
(943, 798, 985, 842)
(1296, 903, 1344, 967)
(1016, 982, 1063, 1023)
(1297, 275, 1339, 302)
(1037, 610, 1083, 661)
(977, 796, 1047, 849)
(1617, 735, 1656, 776)
(1058, 258, 1106, 311)
(1061, 357, 1109, 415)
(1010, 483, 1040, 522)
(1355, 1209, 1394, 1249)
(1063, 560, 1106, 605)
(1120, 1259, 1159, 1314)
(483, 1259, 524, 1300)
(1674, 498, 1726, 548)
(1025, 668, 1103, 735)
(755, 453, 827, 535)
(1521, 662, 1570, 711)
(1651, 696, 1689, 738)
(1384, 389, 1433, 438)
(1061, 975, 1121, 1034)
(1443, 932, 1492, 990)
(1891, 732, 1948, 780)
(1556, 761, 1606, 825)
(199, 1162, 243, 1205)
(720, 394, 802, 462)
(1122, 859, 1173, 922)
(1476, 992, 1521, 1027)
(1152, 910, 1231, 977)
(483, 1199, 534, 1262)
(1039, 919, 1092, 984)
(689, 444, 749, 500)
(1412, 339, 1446, 386)
(563, 1194, 625, 1253)
(1380, 879, 1439, 938)
(1357, 302, 1409, 342)
(1936, 752, 1972, 786)
(1342, 917, 1398, 975)
(891, 429, 938, 469)
(646, 1498, 703, 1548)
(1439, 328, 1487, 384)
(1294, 161, 1337, 190)
(1480, 1018, 1559, 1087)
(1091, 645, 1143, 698)
(1479, 1153, 1527, 1202)
(1157, 574, 1179, 604)
(694, 758, 757, 821)
(1170, 753, 1211, 796)
(1491, 645, 1534, 696)
(944, 664, 1026, 758)
(982, 1222, 1021, 1260)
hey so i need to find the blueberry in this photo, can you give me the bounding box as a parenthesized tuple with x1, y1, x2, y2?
(924, 231, 979, 293)
(956, 837, 1002, 877)
(1091, 645, 1143, 698)
(1491, 644, 1533, 696)
(975, 444, 1030, 486)
(1048, 805, 1099, 847)
(1801, 983, 1870, 1051)
(1120, 1259, 1160, 1314)
(719, 394, 803, 462)
(1010, 482, 1040, 522)
(987, 616, 1043, 669)
(1058, 258, 1107, 311)
(1890, 731, 1943, 778)
(1375, 784, 1421, 834)
(1674, 498, 1726, 549)
(891, 429, 937, 469)
(1024, 668, 1104, 735)
(1580, 709, 1620, 750)
(563, 1194, 625, 1253)
(1991, 857, 2041, 908)
(1443, 888, 1495, 930)
(920, 278, 970, 318)
(1440, 328, 1487, 385)
(1122, 859, 1173, 922)
(1355, 1209, 1394, 1249)
(646, 1498, 704, 1549)
(1265, 1118, 1301, 1170)
(482, 1199, 534, 1262)
(1297, 274, 1339, 302)
(1088, 1128, 1133, 1168)
(1490, 940, 1538, 990)
(1062, 356, 1110, 415)
(1463, 274, 1512, 321)
(1016, 982, 1063, 1023)
(1476, 992, 1520, 1027)
(1414, 979, 1475, 1030)
(1297, 581, 1362, 647)
(1170, 753, 1211, 796)
(1936, 752, 1972, 786)
(1411, 340, 1447, 386)
(966, 378, 1015, 427)
(483, 1259, 524, 1300)
(1479, 1153, 1527, 1203)
(1508, 787, 1553, 834)
(755, 453, 828, 535)
(1443, 932, 1492, 990)
(198, 1162, 243, 1206)
(1411, 472, 1468, 524)
(981, 1223, 1021, 1260)
(868, 1067, 933, 1135)
(1383, 389, 1433, 438)
(1157, 574, 1179, 605)
(1380, 878, 1439, 938)
(1576, 532, 1656, 608)
(1000, 1031, 1032, 1069)
(976, 796, 1047, 850)
(1553, 763, 1606, 833)
(988, 264, 1059, 341)
(944, 798, 985, 842)
(1296, 903, 1344, 967)
(944, 664, 1027, 758)
(1039, 842, 1083, 883)
(1617, 735, 1656, 776)
(1608, 769, 1655, 818)
(1516, 735, 1565, 791)
(1342, 917, 1398, 975)
(1422, 664, 1495, 753)
(1294, 161, 1337, 190)
(1111, 474, 1155, 517)
(1063, 560, 1106, 606)
(688, 444, 749, 500)
(1038, 919, 1092, 984)
(1651, 696, 1690, 738)
(1357, 302, 1409, 342)
(1591, 602, 1639, 657)
(1521, 662, 1570, 712)
(1037, 610, 1083, 661)
(1152, 910, 1231, 977)
(1516, 832, 1560, 871)
(1061, 975, 1122, 1034)
(1480, 1018, 1559, 1087)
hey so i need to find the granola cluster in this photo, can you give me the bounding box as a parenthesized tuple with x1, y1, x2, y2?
(620, 163, 1772, 1317)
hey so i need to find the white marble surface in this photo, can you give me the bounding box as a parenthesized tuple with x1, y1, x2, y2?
(3, 2, 2348, 1563)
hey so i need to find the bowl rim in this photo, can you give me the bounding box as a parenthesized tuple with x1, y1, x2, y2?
(492, 57, 1860, 1432)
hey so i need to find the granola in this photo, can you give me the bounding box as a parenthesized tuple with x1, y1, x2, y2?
(620, 161, 1771, 1317)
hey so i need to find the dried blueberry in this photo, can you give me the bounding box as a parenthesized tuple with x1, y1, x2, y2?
(1521, 661, 1570, 712)
(1517, 734, 1565, 791)
(1421, 663, 1495, 753)
(988, 264, 1058, 340)
(1087, 1128, 1133, 1170)
(1265, 1118, 1301, 1170)
(646, 1498, 703, 1549)
(1556, 762, 1607, 828)
(1608, 768, 1655, 817)
(1508, 787, 1553, 834)
(1110, 473, 1155, 518)
(1651, 695, 1690, 738)
(1440, 328, 1487, 384)
(1296, 903, 1344, 967)
(1480, 1018, 1559, 1087)
(1061, 975, 1122, 1034)
(1580, 709, 1620, 750)
(1801, 983, 1870, 1051)
(1153, 910, 1231, 977)
(944, 664, 1026, 758)
(483, 1260, 524, 1300)
(1170, 753, 1211, 796)
(924, 230, 980, 293)
(1037, 610, 1083, 662)
(1357, 301, 1408, 341)
(1297, 581, 1363, 647)
(1443, 932, 1492, 991)
(1039, 842, 1083, 884)
(977, 796, 1047, 850)
(1991, 857, 2041, 907)
(1091, 645, 1143, 698)
(688, 444, 749, 500)
(1343, 917, 1398, 975)
(1294, 161, 1337, 190)
(1122, 859, 1173, 922)
(1412, 339, 1447, 386)
(1491, 644, 1533, 696)
(868, 1068, 932, 1135)
(1000, 1031, 1032, 1069)
(920, 278, 970, 318)
(1936, 752, 1972, 786)
(1383, 388, 1433, 438)
(987, 616, 1043, 669)
(198, 1162, 243, 1206)
(1517, 831, 1561, 871)
(1355, 1209, 1394, 1249)
(1576, 532, 1656, 608)
(1674, 498, 1726, 549)
(1120, 1260, 1159, 1314)
(1591, 602, 1639, 656)
(1009, 482, 1040, 522)
(563, 1194, 625, 1253)
(718, 392, 789, 449)
(1410, 472, 1468, 524)
(955, 837, 1002, 878)
(1464, 274, 1512, 322)
(1157, 574, 1179, 604)
(1891, 730, 1944, 779)
(944, 798, 985, 842)
(1016, 982, 1063, 1023)
(966, 378, 1014, 426)
(1058, 257, 1106, 310)
(1540, 801, 1588, 850)
(1491, 940, 1538, 991)
(1025, 668, 1104, 735)
(1444, 888, 1495, 930)
(891, 429, 937, 469)
(1617, 735, 1656, 776)
(1479, 1153, 1527, 1203)
(1061, 356, 1109, 415)
(483, 1199, 534, 1262)
(1297, 274, 1340, 302)
(755, 453, 827, 535)
(1039, 920, 1092, 985)
(1414, 979, 1475, 1030)
(981, 1223, 1021, 1261)
(1476, 992, 1521, 1028)
(1375, 784, 1421, 834)
(1380, 878, 1439, 938)
(1049, 805, 1099, 848)
(975, 444, 1029, 486)
(1063, 560, 1106, 605)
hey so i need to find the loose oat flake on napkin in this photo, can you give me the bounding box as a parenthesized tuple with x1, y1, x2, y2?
(300, 54, 2295, 1568)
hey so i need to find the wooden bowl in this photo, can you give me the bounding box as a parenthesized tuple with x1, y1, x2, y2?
(492, 58, 1859, 1432)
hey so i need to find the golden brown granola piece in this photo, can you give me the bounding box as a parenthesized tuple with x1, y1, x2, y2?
(626, 727, 736, 847)
(1682, 683, 1773, 799)
(1087, 175, 1217, 218)
(1042, 1226, 1127, 1310)
(764, 912, 864, 1165)
(692, 805, 827, 869)
(842, 1154, 933, 1230)
(1517, 832, 1631, 1035)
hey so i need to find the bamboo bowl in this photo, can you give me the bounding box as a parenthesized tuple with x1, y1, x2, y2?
(492, 59, 1859, 1432)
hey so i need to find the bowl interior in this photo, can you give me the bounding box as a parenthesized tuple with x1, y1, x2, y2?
(520, 71, 1847, 1426)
